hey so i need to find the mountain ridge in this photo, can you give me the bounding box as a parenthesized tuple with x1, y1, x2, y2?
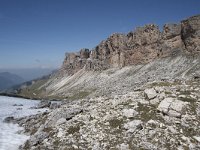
(8, 14, 200, 100)
(58, 15, 200, 76)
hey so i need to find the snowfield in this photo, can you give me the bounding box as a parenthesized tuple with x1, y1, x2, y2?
(0, 96, 47, 150)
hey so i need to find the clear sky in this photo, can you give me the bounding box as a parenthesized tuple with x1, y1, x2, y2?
(0, 0, 199, 69)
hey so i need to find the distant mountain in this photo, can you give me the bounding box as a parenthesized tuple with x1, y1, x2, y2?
(0, 72, 24, 91)
(0, 68, 56, 81)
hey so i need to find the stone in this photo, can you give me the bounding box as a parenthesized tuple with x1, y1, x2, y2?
(49, 103, 60, 109)
(120, 143, 130, 150)
(3, 116, 15, 123)
(37, 100, 51, 108)
(149, 98, 160, 105)
(193, 136, 200, 142)
(13, 104, 23, 106)
(29, 131, 49, 146)
(158, 92, 166, 101)
(168, 126, 178, 134)
(178, 95, 186, 98)
(157, 98, 174, 114)
(46, 107, 83, 126)
(157, 98, 188, 118)
(144, 88, 157, 100)
(122, 109, 138, 118)
(147, 119, 158, 126)
(170, 100, 188, 113)
(57, 128, 64, 138)
(124, 120, 143, 133)
(56, 118, 66, 125)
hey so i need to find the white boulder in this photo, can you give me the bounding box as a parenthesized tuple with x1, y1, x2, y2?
(144, 88, 157, 100)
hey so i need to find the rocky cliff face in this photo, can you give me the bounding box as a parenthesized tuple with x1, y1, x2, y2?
(181, 15, 200, 53)
(60, 15, 200, 76)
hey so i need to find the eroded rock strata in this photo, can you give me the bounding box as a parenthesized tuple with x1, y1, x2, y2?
(60, 15, 200, 76)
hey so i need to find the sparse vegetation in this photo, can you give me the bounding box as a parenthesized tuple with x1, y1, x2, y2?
(109, 118, 123, 128)
(67, 125, 80, 134)
(67, 89, 97, 100)
(149, 81, 180, 87)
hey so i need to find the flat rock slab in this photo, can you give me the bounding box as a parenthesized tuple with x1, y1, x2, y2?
(124, 120, 143, 133)
(157, 98, 188, 118)
(144, 88, 157, 100)
(122, 109, 138, 118)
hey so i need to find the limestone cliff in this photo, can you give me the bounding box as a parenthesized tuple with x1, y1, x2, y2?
(60, 15, 200, 76)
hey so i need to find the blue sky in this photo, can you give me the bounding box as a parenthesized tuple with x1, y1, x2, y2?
(0, 0, 199, 69)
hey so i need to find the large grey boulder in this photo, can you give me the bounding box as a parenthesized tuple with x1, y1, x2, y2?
(157, 98, 188, 118)
(46, 107, 83, 126)
(37, 100, 51, 108)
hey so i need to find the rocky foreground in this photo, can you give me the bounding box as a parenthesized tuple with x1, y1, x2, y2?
(16, 79, 200, 150)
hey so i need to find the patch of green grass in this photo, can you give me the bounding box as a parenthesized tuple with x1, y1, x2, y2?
(137, 102, 164, 122)
(179, 90, 191, 95)
(67, 125, 80, 134)
(181, 125, 198, 137)
(179, 97, 196, 103)
(30, 79, 48, 90)
(165, 91, 172, 95)
(109, 118, 123, 128)
(53, 139, 61, 147)
(23, 141, 31, 150)
(149, 81, 179, 87)
(68, 91, 91, 100)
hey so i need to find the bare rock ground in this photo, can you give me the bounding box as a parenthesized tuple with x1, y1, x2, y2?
(17, 79, 200, 150)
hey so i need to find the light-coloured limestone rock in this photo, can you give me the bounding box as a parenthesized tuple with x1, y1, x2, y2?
(122, 109, 138, 118)
(150, 98, 160, 105)
(157, 98, 188, 118)
(157, 98, 174, 114)
(124, 120, 143, 133)
(56, 118, 66, 126)
(120, 143, 130, 150)
(144, 88, 157, 100)
(193, 136, 200, 142)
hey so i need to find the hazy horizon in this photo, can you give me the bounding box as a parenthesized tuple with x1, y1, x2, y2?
(0, 68, 55, 81)
(0, 0, 200, 69)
